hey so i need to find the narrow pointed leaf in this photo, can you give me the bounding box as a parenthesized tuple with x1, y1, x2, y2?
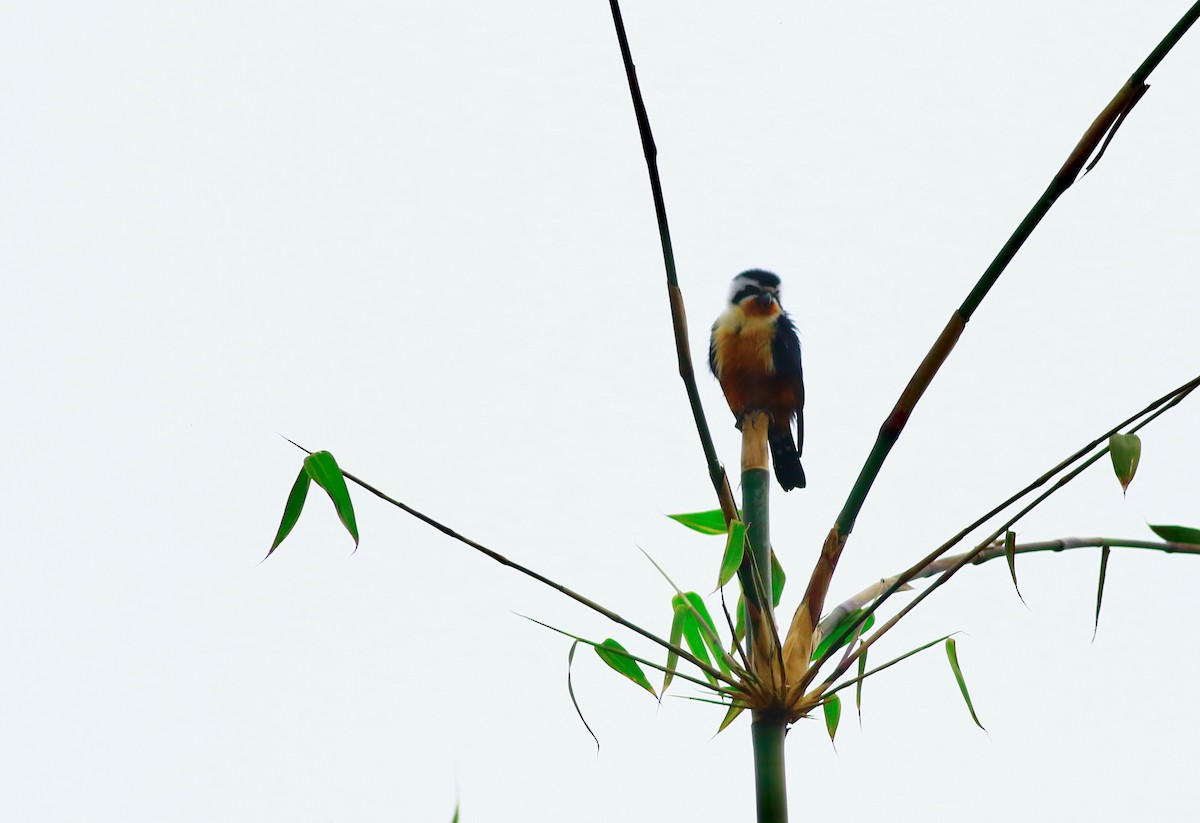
(684, 592, 720, 636)
(451, 801, 459, 823)
(812, 610, 875, 661)
(667, 509, 729, 535)
(717, 520, 746, 589)
(945, 638, 985, 730)
(680, 614, 717, 686)
(521, 614, 727, 695)
(1094, 546, 1111, 640)
(823, 694, 842, 743)
(716, 701, 746, 734)
(1003, 530, 1023, 602)
(303, 450, 359, 547)
(770, 549, 786, 607)
(683, 592, 731, 677)
(595, 638, 657, 697)
(734, 595, 746, 642)
(1108, 433, 1141, 493)
(1149, 524, 1200, 546)
(567, 641, 600, 752)
(662, 602, 687, 694)
(859, 647, 868, 724)
(268, 468, 312, 555)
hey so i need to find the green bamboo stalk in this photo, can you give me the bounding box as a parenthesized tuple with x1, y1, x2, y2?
(799, 1, 1200, 630)
(739, 412, 787, 819)
(751, 714, 788, 823)
(740, 467, 772, 613)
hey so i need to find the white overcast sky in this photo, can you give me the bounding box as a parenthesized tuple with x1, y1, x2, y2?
(3, 2, 1199, 821)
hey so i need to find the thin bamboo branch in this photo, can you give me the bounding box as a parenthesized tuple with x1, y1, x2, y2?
(811, 376, 1198, 695)
(818, 537, 1200, 700)
(282, 439, 739, 689)
(637, 547, 756, 683)
(719, 584, 754, 677)
(819, 538, 1200, 641)
(606, 0, 739, 525)
(521, 614, 741, 696)
(791, 372, 1199, 704)
(822, 634, 953, 699)
(797, 0, 1200, 634)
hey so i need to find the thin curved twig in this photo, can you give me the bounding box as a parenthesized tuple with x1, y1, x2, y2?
(818, 537, 1200, 642)
(282, 438, 739, 690)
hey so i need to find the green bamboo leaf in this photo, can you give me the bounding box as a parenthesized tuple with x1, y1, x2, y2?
(303, 450, 359, 547)
(1003, 530, 1023, 601)
(662, 602, 687, 694)
(595, 638, 657, 697)
(1108, 433, 1141, 493)
(945, 638, 985, 730)
(823, 694, 842, 743)
(451, 801, 459, 823)
(1094, 546, 1111, 640)
(812, 610, 875, 661)
(268, 467, 312, 556)
(682, 592, 730, 677)
(770, 549, 786, 607)
(734, 595, 746, 642)
(666, 509, 728, 535)
(679, 613, 716, 686)
(855, 647, 867, 724)
(716, 701, 746, 734)
(683, 621, 718, 681)
(1149, 523, 1200, 545)
(717, 520, 746, 590)
(683, 592, 718, 633)
(1003, 530, 1016, 585)
(567, 641, 600, 752)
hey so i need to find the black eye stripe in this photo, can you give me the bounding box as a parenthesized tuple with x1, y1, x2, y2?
(732, 285, 762, 303)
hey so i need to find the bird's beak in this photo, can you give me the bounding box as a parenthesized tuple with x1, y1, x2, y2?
(756, 292, 775, 308)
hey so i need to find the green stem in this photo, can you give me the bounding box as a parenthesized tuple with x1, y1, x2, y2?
(751, 714, 788, 823)
(740, 468, 772, 611)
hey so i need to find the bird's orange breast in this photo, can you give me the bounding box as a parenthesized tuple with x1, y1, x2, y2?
(712, 318, 794, 415)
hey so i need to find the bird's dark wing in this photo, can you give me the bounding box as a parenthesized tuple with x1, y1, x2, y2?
(771, 311, 805, 451)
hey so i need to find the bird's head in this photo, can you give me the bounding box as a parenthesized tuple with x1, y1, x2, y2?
(728, 269, 782, 317)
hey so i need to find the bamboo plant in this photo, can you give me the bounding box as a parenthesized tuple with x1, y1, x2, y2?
(267, 3, 1200, 821)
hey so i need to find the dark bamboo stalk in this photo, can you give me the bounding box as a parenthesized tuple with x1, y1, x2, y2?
(608, 0, 738, 525)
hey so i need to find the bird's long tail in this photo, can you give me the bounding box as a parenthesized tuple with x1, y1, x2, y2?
(768, 423, 806, 491)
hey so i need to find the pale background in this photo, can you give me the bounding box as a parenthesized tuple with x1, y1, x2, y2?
(3, 2, 1199, 821)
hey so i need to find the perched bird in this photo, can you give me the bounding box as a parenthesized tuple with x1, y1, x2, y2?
(709, 269, 806, 491)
